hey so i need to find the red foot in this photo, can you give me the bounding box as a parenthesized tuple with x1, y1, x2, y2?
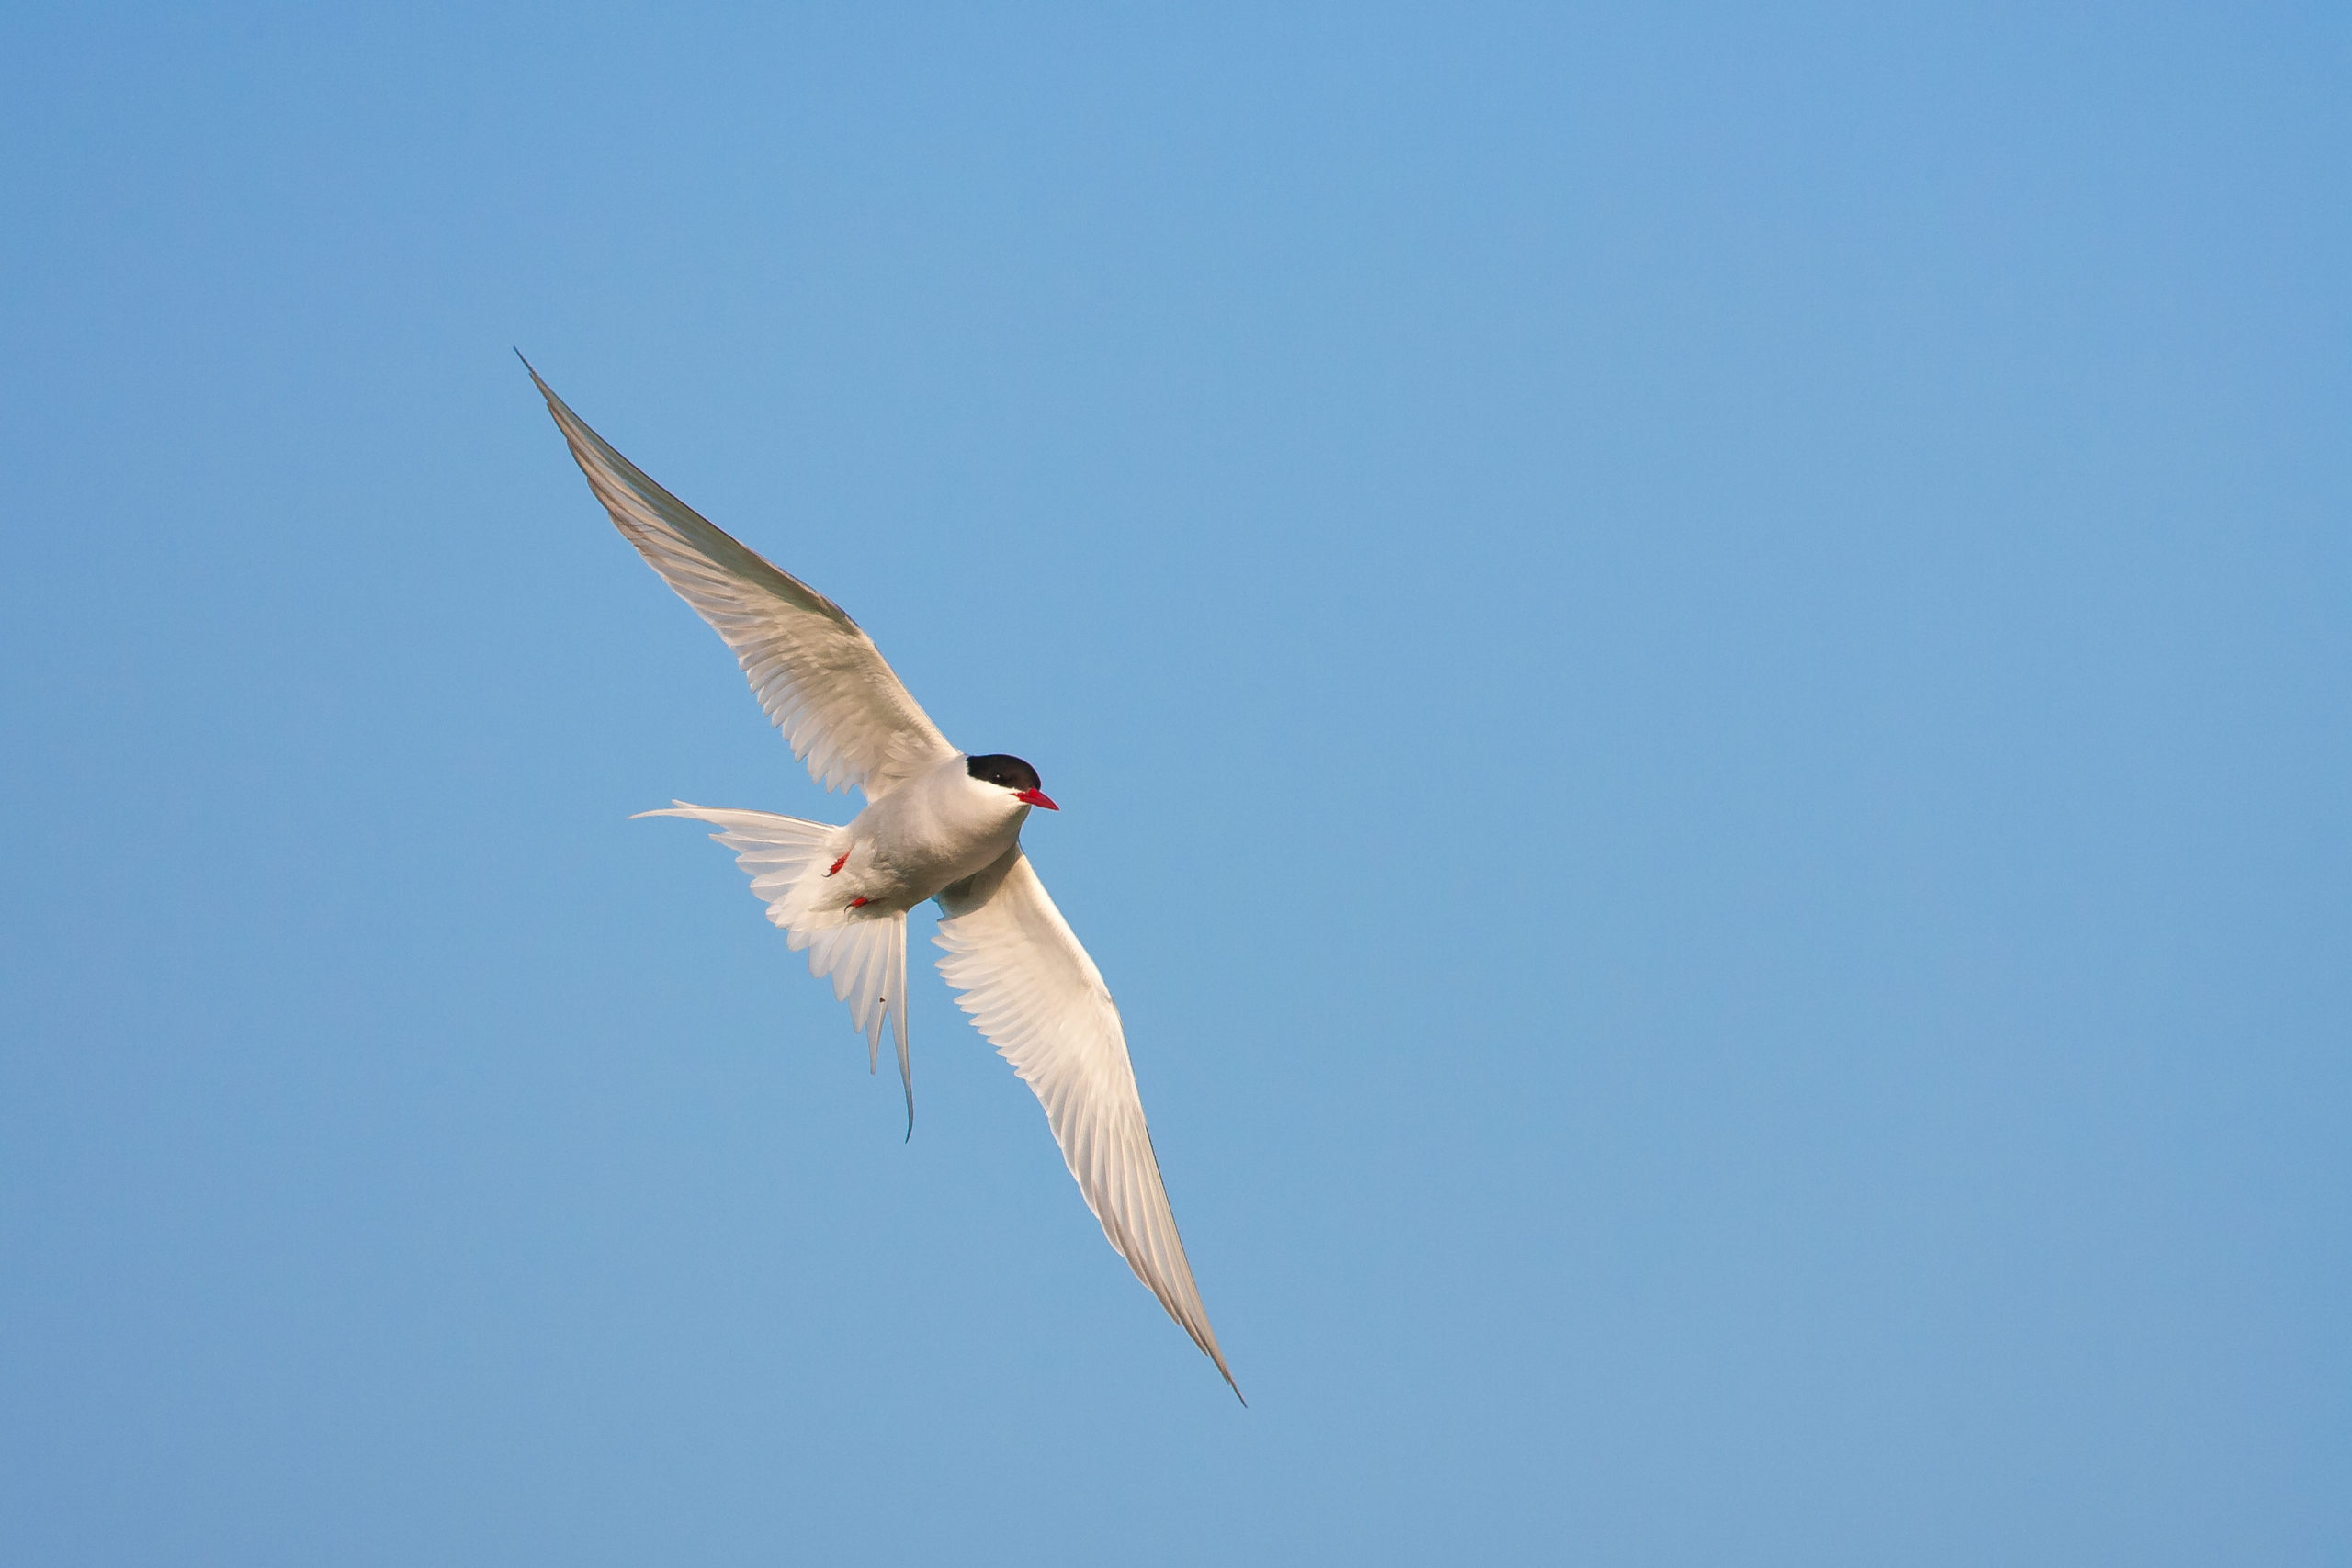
(825, 852, 848, 877)
(848, 897, 869, 908)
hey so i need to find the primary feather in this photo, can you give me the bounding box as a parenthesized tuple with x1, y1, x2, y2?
(937, 846, 1238, 1394)
(528, 361, 957, 799)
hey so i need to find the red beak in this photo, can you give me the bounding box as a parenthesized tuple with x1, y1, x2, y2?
(1014, 788, 1058, 810)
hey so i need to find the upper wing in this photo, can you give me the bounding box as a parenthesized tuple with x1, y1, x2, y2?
(934, 847, 1240, 1399)
(528, 360, 959, 799)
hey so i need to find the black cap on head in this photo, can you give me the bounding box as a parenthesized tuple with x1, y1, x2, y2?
(965, 753, 1042, 793)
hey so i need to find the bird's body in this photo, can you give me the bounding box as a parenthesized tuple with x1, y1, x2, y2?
(832, 758, 1029, 916)
(526, 359, 1238, 1398)
(676, 753, 1040, 924)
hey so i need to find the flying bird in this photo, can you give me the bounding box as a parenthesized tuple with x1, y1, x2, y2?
(526, 360, 1238, 1399)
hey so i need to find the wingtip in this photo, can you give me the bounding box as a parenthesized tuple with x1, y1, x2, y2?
(514, 349, 560, 408)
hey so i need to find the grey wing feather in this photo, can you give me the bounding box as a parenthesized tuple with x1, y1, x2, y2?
(527, 360, 958, 799)
(936, 847, 1241, 1400)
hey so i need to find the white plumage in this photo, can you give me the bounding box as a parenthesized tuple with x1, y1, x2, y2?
(530, 361, 1239, 1399)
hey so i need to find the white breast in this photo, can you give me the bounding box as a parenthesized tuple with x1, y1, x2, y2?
(844, 757, 1030, 912)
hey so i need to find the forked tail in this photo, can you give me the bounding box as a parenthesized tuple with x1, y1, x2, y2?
(635, 803, 915, 1134)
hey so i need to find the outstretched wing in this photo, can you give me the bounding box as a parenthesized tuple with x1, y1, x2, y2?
(528, 360, 959, 799)
(935, 847, 1240, 1399)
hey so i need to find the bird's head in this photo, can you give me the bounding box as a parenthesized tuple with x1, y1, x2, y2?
(965, 753, 1057, 811)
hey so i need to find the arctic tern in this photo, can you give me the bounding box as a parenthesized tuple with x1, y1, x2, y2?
(527, 362, 1238, 1398)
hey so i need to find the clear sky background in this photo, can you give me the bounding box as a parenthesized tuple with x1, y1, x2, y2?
(3, 4, 2346, 1563)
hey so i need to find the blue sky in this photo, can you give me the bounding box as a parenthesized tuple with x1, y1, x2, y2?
(3, 4, 2346, 1562)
